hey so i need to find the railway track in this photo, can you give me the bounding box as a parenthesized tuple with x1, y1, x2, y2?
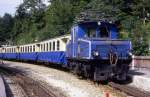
(0, 66, 65, 97)
(1, 62, 150, 97)
(108, 82, 150, 97)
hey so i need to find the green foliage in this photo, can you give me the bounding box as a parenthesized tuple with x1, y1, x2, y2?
(129, 21, 149, 55)
(0, 13, 14, 44)
(86, 0, 150, 56)
(9, 0, 90, 44)
(44, 0, 90, 39)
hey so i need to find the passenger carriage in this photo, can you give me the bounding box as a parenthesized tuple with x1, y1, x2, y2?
(0, 35, 70, 65)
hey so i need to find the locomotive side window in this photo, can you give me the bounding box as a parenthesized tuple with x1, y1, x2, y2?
(86, 27, 96, 38)
(100, 26, 109, 38)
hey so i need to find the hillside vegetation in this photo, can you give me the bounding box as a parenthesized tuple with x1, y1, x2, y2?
(0, 0, 150, 55)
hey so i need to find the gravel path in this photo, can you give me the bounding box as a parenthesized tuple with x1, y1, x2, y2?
(129, 68, 150, 92)
(0, 75, 6, 97)
(1, 61, 125, 97)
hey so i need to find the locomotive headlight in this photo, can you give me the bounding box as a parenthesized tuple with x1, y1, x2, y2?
(128, 50, 132, 57)
(128, 52, 132, 56)
(93, 51, 99, 57)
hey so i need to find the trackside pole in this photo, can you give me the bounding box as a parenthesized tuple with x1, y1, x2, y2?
(131, 55, 135, 70)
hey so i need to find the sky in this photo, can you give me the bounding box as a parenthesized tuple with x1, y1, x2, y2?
(0, 0, 49, 16)
(0, 0, 23, 16)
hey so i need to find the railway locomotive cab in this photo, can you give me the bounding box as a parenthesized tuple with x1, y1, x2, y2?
(66, 21, 132, 81)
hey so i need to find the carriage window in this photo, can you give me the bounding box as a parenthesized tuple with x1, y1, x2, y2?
(53, 42, 55, 51)
(29, 46, 32, 52)
(33, 45, 35, 52)
(27, 46, 29, 52)
(43, 44, 45, 51)
(46, 43, 48, 51)
(49, 42, 51, 51)
(57, 41, 60, 51)
(27, 47, 28, 52)
(40, 45, 42, 52)
(22, 47, 23, 52)
(23, 47, 24, 52)
(100, 26, 109, 38)
(28, 46, 30, 52)
(25, 47, 27, 52)
(14, 48, 15, 53)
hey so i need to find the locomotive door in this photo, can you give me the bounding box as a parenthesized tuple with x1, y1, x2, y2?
(72, 28, 76, 57)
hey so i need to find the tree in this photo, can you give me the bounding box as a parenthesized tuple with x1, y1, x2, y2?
(0, 13, 14, 45)
(44, 0, 91, 39)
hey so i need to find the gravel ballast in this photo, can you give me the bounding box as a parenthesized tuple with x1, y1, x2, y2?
(1, 61, 127, 97)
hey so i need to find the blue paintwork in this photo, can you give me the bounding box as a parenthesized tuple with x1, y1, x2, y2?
(0, 53, 3, 59)
(90, 39, 131, 59)
(1, 53, 17, 59)
(66, 21, 132, 60)
(78, 40, 90, 58)
(37, 51, 66, 65)
(0, 51, 66, 65)
(18, 52, 37, 60)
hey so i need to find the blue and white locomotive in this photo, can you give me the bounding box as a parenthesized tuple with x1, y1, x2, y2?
(66, 21, 132, 81)
(0, 20, 132, 81)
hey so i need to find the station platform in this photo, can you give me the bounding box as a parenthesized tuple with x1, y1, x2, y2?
(129, 68, 150, 92)
(0, 75, 6, 97)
